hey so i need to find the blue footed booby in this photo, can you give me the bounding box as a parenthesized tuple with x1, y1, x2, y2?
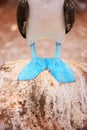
(17, 0, 76, 83)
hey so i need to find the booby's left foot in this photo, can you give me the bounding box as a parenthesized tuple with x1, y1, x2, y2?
(46, 43, 75, 83)
(18, 43, 46, 81)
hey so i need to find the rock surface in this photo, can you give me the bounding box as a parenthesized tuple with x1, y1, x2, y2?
(0, 60, 87, 130)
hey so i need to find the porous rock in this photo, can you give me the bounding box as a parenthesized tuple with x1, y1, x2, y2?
(0, 60, 87, 130)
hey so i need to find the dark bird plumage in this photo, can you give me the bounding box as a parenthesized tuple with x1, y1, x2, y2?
(17, 0, 76, 83)
(17, 0, 29, 38)
(17, 0, 75, 38)
(64, 0, 75, 33)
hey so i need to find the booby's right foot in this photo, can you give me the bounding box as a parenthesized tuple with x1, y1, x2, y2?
(18, 57, 46, 81)
(18, 42, 46, 81)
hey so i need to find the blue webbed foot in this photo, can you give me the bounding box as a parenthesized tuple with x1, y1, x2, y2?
(46, 58, 75, 83)
(46, 43, 75, 83)
(18, 43, 46, 81)
(18, 57, 46, 80)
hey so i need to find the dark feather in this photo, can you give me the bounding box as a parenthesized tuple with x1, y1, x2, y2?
(64, 0, 76, 33)
(17, 0, 29, 38)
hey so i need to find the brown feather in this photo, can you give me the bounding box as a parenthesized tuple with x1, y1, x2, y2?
(64, 0, 76, 33)
(17, 0, 29, 38)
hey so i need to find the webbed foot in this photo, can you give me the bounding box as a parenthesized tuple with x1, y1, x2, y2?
(46, 43, 75, 83)
(18, 43, 46, 80)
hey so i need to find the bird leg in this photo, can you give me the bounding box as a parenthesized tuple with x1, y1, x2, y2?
(18, 42, 75, 83)
(46, 42, 75, 83)
(18, 42, 46, 81)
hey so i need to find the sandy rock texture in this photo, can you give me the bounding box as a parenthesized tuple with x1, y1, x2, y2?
(0, 60, 87, 130)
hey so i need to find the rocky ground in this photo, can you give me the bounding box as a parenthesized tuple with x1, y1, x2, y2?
(0, 0, 87, 64)
(0, 60, 87, 130)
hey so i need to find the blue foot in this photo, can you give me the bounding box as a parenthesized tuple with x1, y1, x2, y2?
(18, 43, 46, 81)
(46, 43, 75, 83)
(46, 58, 75, 83)
(18, 57, 46, 80)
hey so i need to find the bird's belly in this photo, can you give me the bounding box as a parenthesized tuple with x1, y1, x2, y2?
(27, 0, 65, 42)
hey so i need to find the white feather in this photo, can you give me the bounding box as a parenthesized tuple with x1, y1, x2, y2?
(26, 0, 65, 42)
